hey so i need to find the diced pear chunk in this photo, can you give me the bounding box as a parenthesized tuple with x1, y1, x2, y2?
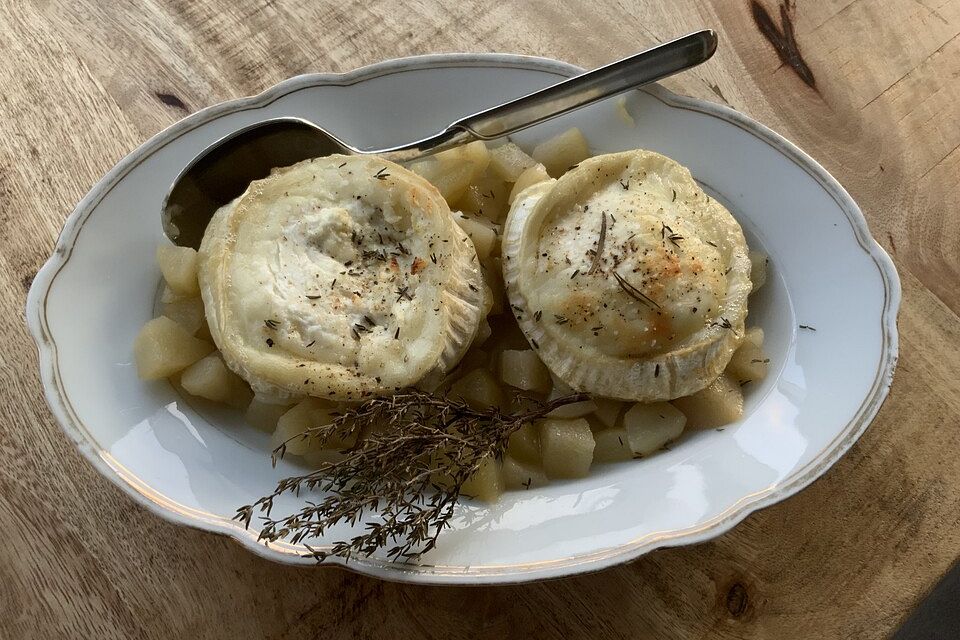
(499, 349, 552, 394)
(454, 213, 498, 261)
(426, 162, 474, 203)
(161, 296, 205, 335)
(749, 251, 769, 291)
(180, 353, 251, 408)
(489, 142, 538, 182)
(274, 398, 356, 455)
(592, 397, 625, 428)
(508, 164, 551, 203)
(538, 417, 595, 479)
(449, 368, 503, 409)
(672, 374, 744, 429)
(506, 422, 540, 464)
(531, 127, 590, 177)
(160, 284, 189, 304)
(456, 140, 492, 176)
(501, 455, 548, 490)
(134, 316, 214, 380)
(409, 141, 490, 203)
(156, 244, 199, 295)
(245, 399, 293, 432)
(462, 456, 503, 502)
(623, 402, 686, 456)
(593, 428, 633, 462)
(726, 340, 770, 383)
(455, 168, 510, 223)
(546, 399, 597, 419)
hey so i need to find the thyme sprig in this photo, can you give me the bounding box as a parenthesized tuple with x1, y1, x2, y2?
(235, 390, 588, 563)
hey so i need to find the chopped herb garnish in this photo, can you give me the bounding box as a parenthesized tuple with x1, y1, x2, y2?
(799, 324, 817, 331)
(619, 179, 629, 190)
(397, 242, 409, 256)
(394, 327, 400, 340)
(554, 315, 569, 325)
(711, 317, 735, 332)
(374, 167, 390, 180)
(264, 319, 279, 329)
(534, 310, 543, 322)
(430, 253, 437, 264)
(654, 364, 660, 377)
(305, 293, 321, 300)
(305, 340, 316, 348)
(396, 286, 413, 302)
(353, 323, 371, 336)
(739, 379, 752, 387)
(671, 189, 677, 202)
(570, 269, 580, 280)
(351, 326, 361, 341)
(531, 338, 539, 349)
(613, 271, 660, 309)
(706, 240, 718, 248)
(588, 212, 607, 275)
(331, 278, 337, 289)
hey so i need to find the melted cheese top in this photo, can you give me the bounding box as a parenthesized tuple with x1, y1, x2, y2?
(503, 149, 751, 401)
(199, 155, 483, 401)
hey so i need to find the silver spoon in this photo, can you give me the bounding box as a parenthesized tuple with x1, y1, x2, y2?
(163, 29, 717, 248)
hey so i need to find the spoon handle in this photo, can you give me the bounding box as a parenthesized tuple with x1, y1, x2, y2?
(371, 30, 717, 161)
(459, 30, 717, 139)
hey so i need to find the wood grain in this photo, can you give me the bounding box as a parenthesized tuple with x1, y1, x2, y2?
(2, 0, 959, 637)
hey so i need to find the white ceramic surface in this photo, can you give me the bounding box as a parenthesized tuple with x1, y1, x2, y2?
(26, 54, 900, 584)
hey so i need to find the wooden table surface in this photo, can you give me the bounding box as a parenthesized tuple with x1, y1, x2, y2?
(2, 1, 959, 638)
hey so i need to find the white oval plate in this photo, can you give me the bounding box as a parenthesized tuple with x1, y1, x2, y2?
(27, 54, 900, 584)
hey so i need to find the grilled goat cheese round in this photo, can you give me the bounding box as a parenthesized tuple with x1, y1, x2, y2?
(502, 149, 751, 401)
(198, 155, 484, 402)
